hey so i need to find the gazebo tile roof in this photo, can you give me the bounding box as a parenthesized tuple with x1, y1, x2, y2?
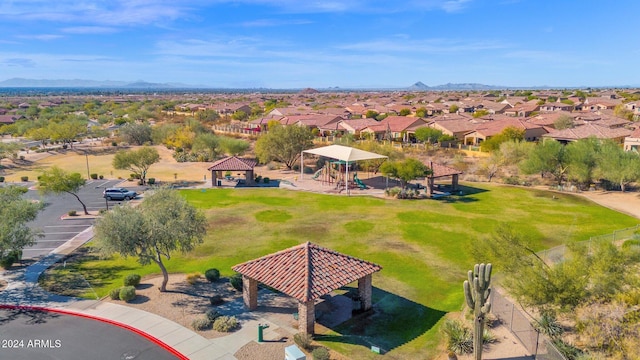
(232, 242, 381, 302)
(207, 156, 257, 171)
(426, 161, 463, 178)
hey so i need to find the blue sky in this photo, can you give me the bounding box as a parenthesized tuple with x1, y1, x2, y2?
(1, 0, 639, 88)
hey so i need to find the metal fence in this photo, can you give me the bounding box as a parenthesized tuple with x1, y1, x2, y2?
(491, 290, 566, 360)
(537, 224, 640, 265)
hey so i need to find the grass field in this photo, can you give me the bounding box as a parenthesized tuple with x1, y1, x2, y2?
(41, 183, 639, 359)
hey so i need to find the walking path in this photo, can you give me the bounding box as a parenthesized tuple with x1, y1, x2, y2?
(0, 223, 291, 360)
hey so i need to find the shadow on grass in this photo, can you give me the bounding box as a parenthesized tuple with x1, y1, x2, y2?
(315, 287, 446, 354)
(433, 184, 489, 203)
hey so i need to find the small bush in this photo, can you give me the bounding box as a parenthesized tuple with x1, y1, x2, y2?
(229, 273, 243, 291)
(209, 295, 225, 306)
(255, 175, 262, 183)
(0, 251, 21, 269)
(0, 176, 4, 182)
(98, 209, 107, 215)
(206, 309, 221, 321)
(109, 287, 122, 300)
(119, 286, 137, 302)
(312, 347, 330, 360)
(124, 274, 141, 287)
(213, 316, 238, 332)
(441, 319, 473, 354)
(111, 141, 118, 146)
(99, 175, 104, 179)
(21, 176, 29, 182)
(67, 210, 77, 216)
(263, 177, 270, 183)
(293, 333, 313, 351)
(186, 273, 202, 285)
(62, 144, 68, 149)
(191, 317, 212, 331)
(147, 178, 155, 185)
(205, 268, 220, 282)
(90, 173, 98, 179)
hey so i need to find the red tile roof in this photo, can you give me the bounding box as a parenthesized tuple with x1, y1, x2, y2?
(207, 156, 257, 171)
(426, 161, 463, 178)
(232, 242, 382, 302)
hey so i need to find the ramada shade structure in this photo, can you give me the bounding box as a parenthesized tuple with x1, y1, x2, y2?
(425, 161, 463, 196)
(301, 145, 388, 193)
(207, 156, 257, 187)
(232, 242, 382, 334)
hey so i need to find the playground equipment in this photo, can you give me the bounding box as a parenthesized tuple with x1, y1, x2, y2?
(353, 173, 367, 189)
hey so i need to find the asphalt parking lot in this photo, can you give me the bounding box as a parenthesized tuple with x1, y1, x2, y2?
(0, 307, 182, 360)
(21, 180, 143, 260)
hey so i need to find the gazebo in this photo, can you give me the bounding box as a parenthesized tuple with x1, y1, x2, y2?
(301, 145, 388, 194)
(425, 161, 463, 197)
(207, 156, 258, 187)
(232, 242, 382, 334)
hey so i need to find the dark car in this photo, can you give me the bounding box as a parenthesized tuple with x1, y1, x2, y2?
(103, 187, 137, 201)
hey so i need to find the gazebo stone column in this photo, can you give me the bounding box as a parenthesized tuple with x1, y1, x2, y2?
(452, 174, 459, 191)
(242, 275, 258, 310)
(358, 274, 373, 311)
(426, 177, 434, 197)
(298, 300, 315, 334)
(212, 170, 218, 187)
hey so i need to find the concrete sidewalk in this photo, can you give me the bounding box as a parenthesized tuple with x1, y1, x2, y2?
(0, 224, 290, 360)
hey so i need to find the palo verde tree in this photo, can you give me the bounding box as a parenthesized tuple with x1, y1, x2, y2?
(463, 263, 492, 360)
(254, 123, 315, 169)
(94, 188, 207, 292)
(38, 166, 90, 215)
(0, 186, 43, 268)
(113, 146, 160, 185)
(379, 157, 431, 189)
(595, 139, 640, 192)
(520, 139, 569, 186)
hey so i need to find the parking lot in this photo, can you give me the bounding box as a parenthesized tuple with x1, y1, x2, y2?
(22, 180, 143, 260)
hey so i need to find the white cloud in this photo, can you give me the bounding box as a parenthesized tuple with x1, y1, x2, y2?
(16, 34, 63, 41)
(61, 26, 119, 34)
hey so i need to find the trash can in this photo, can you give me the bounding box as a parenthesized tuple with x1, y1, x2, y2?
(216, 179, 222, 187)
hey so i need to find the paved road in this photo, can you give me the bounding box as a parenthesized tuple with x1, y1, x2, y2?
(21, 180, 142, 260)
(0, 307, 182, 360)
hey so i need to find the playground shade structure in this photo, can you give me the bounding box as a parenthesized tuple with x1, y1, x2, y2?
(301, 145, 388, 193)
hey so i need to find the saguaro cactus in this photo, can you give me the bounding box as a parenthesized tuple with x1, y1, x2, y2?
(463, 263, 492, 360)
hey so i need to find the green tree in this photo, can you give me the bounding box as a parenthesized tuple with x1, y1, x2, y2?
(192, 133, 220, 160)
(232, 110, 248, 121)
(218, 136, 249, 156)
(25, 127, 51, 148)
(414, 127, 444, 144)
(380, 158, 431, 189)
(0, 186, 43, 267)
(354, 141, 403, 174)
(93, 188, 207, 292)
(553, 115, 575, 130)
(365, 110, 379, 119)
(254, 124, 314, 169)
(119, 123, 152, 145)
(480, 126, 525, 152)
(399, 108, 411, 116)
(520, 140, 568, 185)
(595, 140, 640, 192)
(38, 166, 90, 215)
(415, 107, 427, 118)
(48, 119, 86, 148)
(566, 138, 600, 188)
(448, 104, 459, 113)
(498, 140, 534, 166)
(113, 146, 160, 185)
(472, 109, 489, 118)
(0, 142, 21, 170)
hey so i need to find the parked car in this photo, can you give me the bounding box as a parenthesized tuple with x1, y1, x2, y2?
(103, 187, 137, 201)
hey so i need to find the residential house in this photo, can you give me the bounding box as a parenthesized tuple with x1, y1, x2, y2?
(337, 118, 380, 138)
(528, 111, 575, 129)
(507, 99, 540, 117)
(360, 116, 428, 142)
(539, 102, 575, 112)
(624, 128, 640, 151)
(285, 115, 344, 135)
(582, 97, 621, 111)
(464, 118, 547, 145)
(475, 100, 511, 114)
(543, 123, 632, 144)
(0, 114, 20, 125)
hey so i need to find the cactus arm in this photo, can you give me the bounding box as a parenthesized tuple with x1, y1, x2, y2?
(463, 280, 474, 309)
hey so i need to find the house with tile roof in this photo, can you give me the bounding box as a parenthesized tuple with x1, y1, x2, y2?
(360, 116, 429, 142)
(464, 118, 547, 145)
(233, 242, 381, 334)
(624, 128, 640, 152)
(336, 118, 380, 137)
(285, 115, 344, 135)
(543, 123, 632, 144)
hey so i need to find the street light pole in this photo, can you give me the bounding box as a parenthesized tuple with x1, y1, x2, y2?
(85, 151, 90, 180)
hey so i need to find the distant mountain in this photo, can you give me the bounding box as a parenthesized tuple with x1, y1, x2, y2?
(407, 81, 503, 91)
(0, 78, 206, 88)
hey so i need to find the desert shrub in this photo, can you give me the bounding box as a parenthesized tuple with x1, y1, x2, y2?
(186, 273, 202, 285)
(213, 316, 238, 332)
(111, 141, 117, 146)
(266, 162, 279, 170)
(0, 250, 21, 269)
(109, 287, 122, 300)
(191, 317, 212, 331)
(21, 176, 28, 182)
(99, 209, 107, 215)
(124, 274, 141, 287)
(263, 177, 270, 183)
(204, 268, 220, 282)
(312, 347, 330, 360)
(255, 175, 262, 183)
(147, 178, 155, 185)
(441, 319, 473, 354)
(206, 309, 221, 321)
(62, 144, 68, 149)
(67, 210, 77, 216)
(0, 176, 4, 182)
(209, 295, 225, 306)
(99, 175, 104, 179)
(503, 176, 521, 185)
(293, 332, 313, 351)
(229, 273, 243, 291)
(119, 286, 136, 302)
(385, 187, 402, 197)
(90, 173, 98, 179)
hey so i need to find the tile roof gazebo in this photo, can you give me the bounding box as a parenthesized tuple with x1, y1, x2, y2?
(424, 161, 463, 197)
(232, 242, 382, 334)
(207, 156, 258, 187)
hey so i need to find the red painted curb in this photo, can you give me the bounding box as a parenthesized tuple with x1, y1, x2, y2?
(0, 304, 190, 360)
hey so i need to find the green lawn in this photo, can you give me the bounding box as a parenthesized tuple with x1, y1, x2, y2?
(43, 183, 639, 359)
